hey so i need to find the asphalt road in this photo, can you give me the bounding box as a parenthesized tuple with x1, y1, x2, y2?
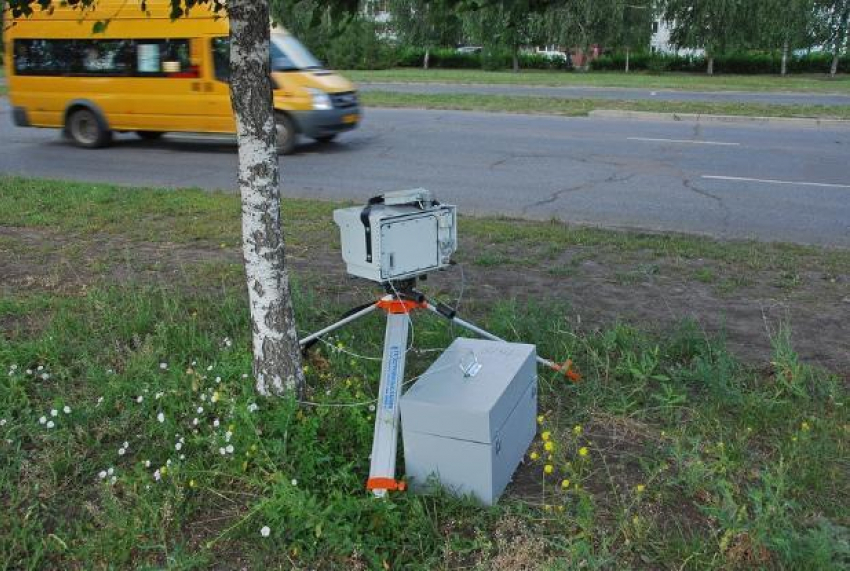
(358, 82, 850, 107)
(1, 103, 849, 246)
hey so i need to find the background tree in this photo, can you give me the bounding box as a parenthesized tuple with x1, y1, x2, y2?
(545, 0, 622, 71)
(615, 0, 655, 72)
(5, 0, 356, 398)
(756, 0, 816, 76)
(389, 0, 462, 69)
(816, 0, 850, 76)
(661, 0, 751, 74)
(463, 0, 548, 72)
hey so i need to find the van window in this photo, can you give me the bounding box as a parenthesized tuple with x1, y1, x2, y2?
(13, 38, 194, 77)
(212, 37, 230, 82)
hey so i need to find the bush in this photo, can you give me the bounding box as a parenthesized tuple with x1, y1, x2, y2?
(591, 51, 850, 74)
(321, 18, 397, 70)
(395, 46, 570, 71)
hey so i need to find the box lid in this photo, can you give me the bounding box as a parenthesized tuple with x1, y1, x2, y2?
(401, 338, 536, 443)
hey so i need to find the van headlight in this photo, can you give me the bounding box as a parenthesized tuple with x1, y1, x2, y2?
(308, 88, 333, 110)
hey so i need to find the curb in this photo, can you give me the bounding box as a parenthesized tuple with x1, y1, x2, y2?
(588, 109, 850, 128)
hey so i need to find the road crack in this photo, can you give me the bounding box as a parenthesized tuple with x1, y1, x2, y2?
(683, 177, 731, 235)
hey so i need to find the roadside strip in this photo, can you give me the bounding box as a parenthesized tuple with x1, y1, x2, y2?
(589, 109, 850, 128)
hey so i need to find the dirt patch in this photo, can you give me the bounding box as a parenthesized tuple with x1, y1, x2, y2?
(1, 226, 847, 374)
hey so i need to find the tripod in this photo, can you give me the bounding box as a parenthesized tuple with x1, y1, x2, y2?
(299, 279, 579, 497)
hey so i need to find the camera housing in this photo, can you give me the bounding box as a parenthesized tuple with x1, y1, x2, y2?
(334, 189, 457, 283)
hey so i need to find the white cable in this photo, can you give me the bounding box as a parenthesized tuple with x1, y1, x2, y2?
(316, 336, 384, 362)
(297, 362, 456, 408)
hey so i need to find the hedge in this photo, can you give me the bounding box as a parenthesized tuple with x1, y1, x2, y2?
(395, 47, 571, 71)
(591, 52, 850, 74)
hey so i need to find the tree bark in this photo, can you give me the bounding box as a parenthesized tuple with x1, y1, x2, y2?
(781, 40, 788, 77)
(423, 47, 430, 70)
(707, 54, 714, 75)
(512, 46, 519, 73)
(228, 0, 304, 398)
(625, 47, 630, 73)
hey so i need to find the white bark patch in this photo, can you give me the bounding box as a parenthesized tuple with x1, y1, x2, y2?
(229, 0, 304, 397)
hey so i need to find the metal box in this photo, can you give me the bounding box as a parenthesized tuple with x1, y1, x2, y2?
(333, 190, 457, 283)
(400, 338, 537, 505)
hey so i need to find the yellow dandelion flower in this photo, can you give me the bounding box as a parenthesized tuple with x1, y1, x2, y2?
(544, 441, 555, 452)
(189, 479, 196, 488)
(228, 424, 235, 432)
(557, 505, 565, 512)
(537, 415, 545, 425)
(573, 425, 582, 435)
(636, 484, 646, 493)
(544, 464, 554, 474)
(530, 452, 540, 461)
(211, 391, 220, 403)
(541, 431, 551, 441)
(160, 466, 168, 476)
(561, 479, 570, 489)
(801, 421, 811, 431)
(303, 365, 310, 374)
(578, 446, 589, 457)
(792, 436, 798, 442)
(544, 504, 552, 511)
(632, 515, 640, 525)
(251, 444, 258, 452)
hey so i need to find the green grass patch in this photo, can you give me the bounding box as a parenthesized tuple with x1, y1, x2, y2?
(2, 175, 848, 568)
(1, 285, 847, 568)
(362, 90, 850, 120)
(2, 175, 848, 278)
(348, 68, 850, 93)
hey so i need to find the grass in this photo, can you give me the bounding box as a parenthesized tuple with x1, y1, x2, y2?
(2, 176, 849, 569)
(347, 68, 850, 93)
(362, 90, 850, 120)
(2, 176, 848, 276)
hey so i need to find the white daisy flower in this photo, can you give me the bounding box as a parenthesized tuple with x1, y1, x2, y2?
(144, 460, 151, 468)
(46, 420, 55, 428)
(107, 467, 114, 476)
(219, 447, 226, 455)
(291, 479, 298, 486)
(196, 406, 204, 414)
(159, 362, 168, 370)
(175, 442, 182, 451)
(50, 409, 58, 417)
(225, 444, 234, 454)
(118, 448, 126, 456)
(260, 526, 271, 537)
(136, 396, 144, 403)
(98, 470, 107, 479)
(157, 412, 165, 423)
(38, 416, 47, 425)
(63, 405, 71, 414)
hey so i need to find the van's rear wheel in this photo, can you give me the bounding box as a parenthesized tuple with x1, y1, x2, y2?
(136, 131, 164, 140)
(67, 108, 111, 149)
(275, 113, 297, 155)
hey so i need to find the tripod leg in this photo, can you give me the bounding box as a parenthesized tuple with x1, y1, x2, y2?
(299, 303, 378, 348)
(426, 302, 574, 376)
(366, 312, 410, 497)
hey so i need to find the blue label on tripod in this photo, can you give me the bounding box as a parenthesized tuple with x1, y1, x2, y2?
(383, 345, 400, 411)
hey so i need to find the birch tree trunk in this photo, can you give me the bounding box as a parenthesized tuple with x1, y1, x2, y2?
(707, 54, 715, 75)
(423, 47, 430, 69)
(781, 40, 789, 77)
(625, 47, 630, 73)
(228, 0, 305, 397)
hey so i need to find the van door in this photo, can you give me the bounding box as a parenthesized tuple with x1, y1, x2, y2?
(206, 37, 237, 133)
(124, 38, 210, 132)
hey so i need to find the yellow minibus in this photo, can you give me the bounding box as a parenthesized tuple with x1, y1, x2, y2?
(4, 1, 360, 153)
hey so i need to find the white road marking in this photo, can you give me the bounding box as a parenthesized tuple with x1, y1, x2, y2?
(627, 137, 740, 146)
(702, 175, 850, 189)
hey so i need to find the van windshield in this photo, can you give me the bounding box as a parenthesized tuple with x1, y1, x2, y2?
(271, 34, 322, 71)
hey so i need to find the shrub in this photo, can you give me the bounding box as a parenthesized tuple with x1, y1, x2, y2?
(591, 51, 850, 74)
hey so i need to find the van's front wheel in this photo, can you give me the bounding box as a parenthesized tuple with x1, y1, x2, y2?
(67, 108, 112, 149)
(275, 113, 297, 155)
